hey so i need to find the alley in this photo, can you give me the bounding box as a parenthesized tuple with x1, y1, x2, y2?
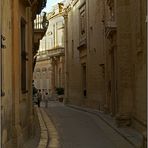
(1, 0, 146, 147)
(42, 101, 134, 148)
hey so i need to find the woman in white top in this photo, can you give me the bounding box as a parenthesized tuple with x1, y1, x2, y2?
(44, 92, 49, 108)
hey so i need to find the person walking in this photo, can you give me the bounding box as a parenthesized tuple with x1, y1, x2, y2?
(44, 92, 49, 108)
(37, 89, 42, 107)
(42, 89, 45, 100)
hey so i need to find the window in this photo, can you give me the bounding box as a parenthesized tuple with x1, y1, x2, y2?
(79, 3, 86, 44)
(21, 18, 27, 93)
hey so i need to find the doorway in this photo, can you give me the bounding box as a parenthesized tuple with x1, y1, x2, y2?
(82, 64, 87, 98)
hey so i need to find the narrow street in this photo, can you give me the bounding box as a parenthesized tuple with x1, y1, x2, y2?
(1, 0, 146, 147)
(41, 101, 134, 148)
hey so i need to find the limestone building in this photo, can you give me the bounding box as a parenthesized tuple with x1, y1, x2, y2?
(33, 2, 65, 95)
(64, 0, 147, 146)
(0, 0, 47, 147)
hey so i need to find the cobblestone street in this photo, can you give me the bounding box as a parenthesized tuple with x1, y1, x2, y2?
(41, 101, 134, 148)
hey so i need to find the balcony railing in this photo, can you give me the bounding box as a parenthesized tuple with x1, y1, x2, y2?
(36, 47, 65, 61)
(34, 13, 49, 30)
(33, 13, 49, 53)
(34, 14, 44, 29)
(47, 47, 65, 57)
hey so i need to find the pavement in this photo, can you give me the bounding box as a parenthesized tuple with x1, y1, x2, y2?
(24, 101, 143, 148)
(66, 104, 143, 148)
(23, 104, 59, 148)
(22, 106, 40, 148)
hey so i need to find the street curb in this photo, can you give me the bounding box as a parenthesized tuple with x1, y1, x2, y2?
(67, 104, 143, 148)
(41, 108, 59, 148)
(35, 107, 48, 148)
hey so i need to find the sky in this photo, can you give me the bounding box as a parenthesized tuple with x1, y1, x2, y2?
(42, 0, 63, 12)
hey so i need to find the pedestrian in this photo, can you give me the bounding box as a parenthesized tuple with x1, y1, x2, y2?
(44, 92, 49, 108)
(33, 93, 38, 105)
(42, 89, 45, 100)
(37, 89, 42, 107)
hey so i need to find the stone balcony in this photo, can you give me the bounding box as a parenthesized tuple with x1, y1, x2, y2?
(33, 12, 49, 70)
(36, 47, 65, 62)
(33, 14, 48, 54)
(47, 47, 65, 57)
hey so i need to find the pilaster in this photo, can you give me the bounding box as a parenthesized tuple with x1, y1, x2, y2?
(63, 11, 69, 104)
(115, 0, 133, 126)
(12, 0, 22, 146)
(51, 58, 56, 95)
(26, 7, 34, 137)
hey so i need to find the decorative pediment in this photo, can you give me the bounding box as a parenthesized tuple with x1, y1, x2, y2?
(77, 39, 87, 51)
(77, 39, 87, 64)
(105, 21, 116, 39)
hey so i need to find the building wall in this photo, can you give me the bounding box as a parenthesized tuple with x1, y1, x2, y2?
(86, 0, 105, 109)
(34, 60, 52, 92)
(39, 14, 64, 51)
(132, 0, 146, 132)
(103, 0, 146, 134)
(66, 0, 106, 108)
(66, 2, 83, 105)
(1, 0, 13, 147)
(65, 0, 147, 140)
(115, 0, 147, 132)
(1, 0, 41, 147)
(34, 4, 65, 95)
(34, 56, 65, 95)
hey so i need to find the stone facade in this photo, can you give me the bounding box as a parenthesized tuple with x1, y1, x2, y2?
(64, 0, 147, 145)
(33, 3, 65, 95)
(0, 0, 46, 147)
(64, 0, 106, 108)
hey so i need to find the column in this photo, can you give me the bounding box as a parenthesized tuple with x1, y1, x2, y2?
(51, 57, 56, 95)
(115, 1, 133, 127)
(63, 11, 69, 104)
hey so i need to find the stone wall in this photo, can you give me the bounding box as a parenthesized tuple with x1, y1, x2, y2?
(1, 0, 13, 147)
(1, 0, 43, 147)
(66, 0, 106, 109)
(65, 0, 147, 140)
